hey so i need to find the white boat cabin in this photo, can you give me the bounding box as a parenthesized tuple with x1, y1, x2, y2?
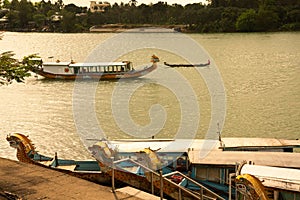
(43, 62, 71, 74)
(42, 60, 134, 75)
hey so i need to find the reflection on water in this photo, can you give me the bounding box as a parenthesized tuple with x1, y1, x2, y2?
(0, 32, 299, 160)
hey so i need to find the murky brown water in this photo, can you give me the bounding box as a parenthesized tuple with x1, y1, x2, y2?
(0, 32, 299, 160)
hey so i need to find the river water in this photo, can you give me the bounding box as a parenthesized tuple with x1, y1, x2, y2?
(0, 31, 299, 160)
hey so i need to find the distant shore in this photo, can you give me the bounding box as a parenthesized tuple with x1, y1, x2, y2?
(89, 24, 187, 33)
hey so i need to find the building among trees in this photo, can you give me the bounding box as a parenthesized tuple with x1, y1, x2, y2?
(90, 1, 110, 13)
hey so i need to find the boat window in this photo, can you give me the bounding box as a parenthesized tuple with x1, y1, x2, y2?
(89, 66, 97, 73)
(126, 63, 131, 71)
(81, 67, 88, 73)
(127, 62, 133, 71)
(74, 67, 79, 74)
(207, 168, 220, 182)
(195, 167, 207, 180)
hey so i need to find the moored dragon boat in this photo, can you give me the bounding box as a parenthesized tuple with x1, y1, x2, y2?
(29, 55, 159, 80)
(88, 137, 300, 200)
(7, 133, 300, 199)
(6, 133, 110, 184)
(6, 133, 224, 199)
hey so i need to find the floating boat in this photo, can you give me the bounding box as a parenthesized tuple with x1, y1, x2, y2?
(6, 133, 110, 184)
(29, 55, 159, 80)
(164, 59, 210, 67)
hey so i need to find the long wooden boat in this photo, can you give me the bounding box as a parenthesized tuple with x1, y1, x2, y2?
(89, 138, 300, 200)
(6, 133, 110, 184)
(89, 140, 226, 200)
(30, 55, 159, 80)
(164, 59, 210, 67)
(7, 133, 224, 199)
(236, 163, 300, 200)
(7, 134, 300, 199)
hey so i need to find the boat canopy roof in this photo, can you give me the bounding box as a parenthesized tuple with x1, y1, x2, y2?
(109, 138, 300, 153)
(69, 62, 128, 68)
(106, 138, 300, 168)
(188, 150, 300, 168)
(43, 62, 71, 66)
(240, 164, 300, 191)
(220, 137, 300, 148)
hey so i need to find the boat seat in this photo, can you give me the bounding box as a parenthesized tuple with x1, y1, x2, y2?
(56, 165, 77, 171)
(39, 160, 54, 166)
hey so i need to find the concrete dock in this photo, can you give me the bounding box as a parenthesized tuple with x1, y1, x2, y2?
(0, 158, 147, 200)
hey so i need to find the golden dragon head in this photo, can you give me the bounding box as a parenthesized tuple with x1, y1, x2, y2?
(6, 133, 36, 154)
(136, 147, 161, 171)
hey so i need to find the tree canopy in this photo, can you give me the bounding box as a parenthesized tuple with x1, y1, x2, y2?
(0, 51, 36, 85)
(0, 34, 37, 85)
(0, 0, 299, 32)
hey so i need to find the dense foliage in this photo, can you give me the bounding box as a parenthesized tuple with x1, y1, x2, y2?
(0, 34, 38, 85)
(0, 0, 299, 32)
(0, 51, 38, 85)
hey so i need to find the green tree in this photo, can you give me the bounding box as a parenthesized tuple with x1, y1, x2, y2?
(136, 3, 152, 24)
(7, 10, 20, 28)
(151, 2, 169, 24)
(0, 51, 36, 85)
(219, 7, 243, 32)
(0, 32, 37, 84)
(54, 0, 63, 11)
(18, 0, 34, 28)
(9, 0, 19, 10)
(60, 10, 76, 32)
(129, 0, 137, 7)
(33, 13, 46, 28)
(0, 8, 8, 18)
(64, 3, 81, 13)
(87, 12, 106, 26)
(236, 9, 257, 31)
(2, 0, 10, 8)
(287, 7, 300, 23)
(256, 9, 279, 31)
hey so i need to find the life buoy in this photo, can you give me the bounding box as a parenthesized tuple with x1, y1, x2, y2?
(64, 68, 69, 73)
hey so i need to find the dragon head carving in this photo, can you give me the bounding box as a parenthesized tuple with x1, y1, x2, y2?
(6, 133, 36, 155)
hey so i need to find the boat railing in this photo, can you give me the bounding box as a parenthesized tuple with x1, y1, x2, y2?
(163, 171, 225, 200)
(112, 158, 224, 200)
(113, 157, 156, 173)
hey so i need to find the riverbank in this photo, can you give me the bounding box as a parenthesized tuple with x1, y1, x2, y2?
(89, 24, 186, 33)
(0, 157, 143, 200)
